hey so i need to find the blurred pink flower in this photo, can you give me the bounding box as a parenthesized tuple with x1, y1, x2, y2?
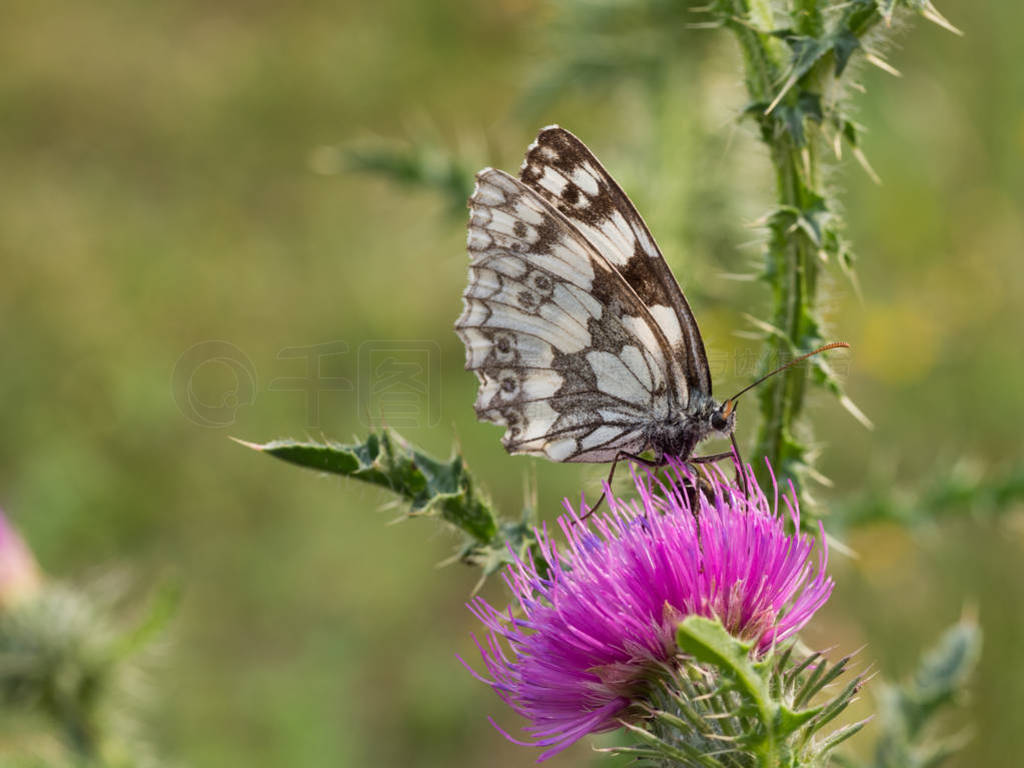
(0, 511, 41, 608)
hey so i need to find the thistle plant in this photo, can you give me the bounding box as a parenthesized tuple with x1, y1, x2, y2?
(0, 510, 177, 766)
(237, 431, 539, 580)
(463, 462, 840, 762)
(697, 0, 960, 498)
(237, 1, 987, 766)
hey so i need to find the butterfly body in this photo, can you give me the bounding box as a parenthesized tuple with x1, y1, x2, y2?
(456, 126, 734, 467)
(644, 390, 735, 464)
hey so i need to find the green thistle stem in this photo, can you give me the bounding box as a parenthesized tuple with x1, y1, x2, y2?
(723, 0, 784, 102)
(715, 0, 818, 494)
(753, 129, 820, 494)
(711, 1, 896, 497)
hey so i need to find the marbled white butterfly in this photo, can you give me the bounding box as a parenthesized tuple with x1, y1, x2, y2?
(455, 126, 844, 482)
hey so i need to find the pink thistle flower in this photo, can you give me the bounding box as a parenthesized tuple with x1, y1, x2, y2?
(464, 460, 833, 761)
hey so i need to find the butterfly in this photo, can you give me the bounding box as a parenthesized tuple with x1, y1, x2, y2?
(454, 126, 842, 486)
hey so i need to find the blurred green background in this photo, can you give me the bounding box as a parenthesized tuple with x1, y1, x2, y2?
(0, 0, 1021, 765)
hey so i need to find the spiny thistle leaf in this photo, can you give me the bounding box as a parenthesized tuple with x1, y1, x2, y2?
(346, 143, 474, 218)
(896, 619, 981, 736)
(676, 617, 772, 720)
(236, 430, 538, 577)
(236, 430, 496, 539)
(606, 616, 867, 766)
(519, 0, 704, 115)
(833, 460, 1024, 531)
(901, 1, 963, 35)
(700, 0, 958, 501)
(677, 619, 819, 748)
(112, 578, 181, 661)
(860, 618, 980, 768)
(0, 582, 172, 764)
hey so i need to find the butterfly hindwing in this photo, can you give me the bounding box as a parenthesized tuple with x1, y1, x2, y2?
(519, 125, 713, 398)
(455, 168, 681, 462)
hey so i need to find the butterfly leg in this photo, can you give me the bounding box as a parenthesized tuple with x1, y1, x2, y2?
(729, 430, 749, 497)
(688, 451, 733, 464)
(688, 436, 748, 497)
(680, 452, 733, 512)
(581, 451, 660, 520)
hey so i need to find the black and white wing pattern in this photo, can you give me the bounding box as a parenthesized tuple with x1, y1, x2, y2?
(519, 126, 712, 398)
(454, 168, 687, 463)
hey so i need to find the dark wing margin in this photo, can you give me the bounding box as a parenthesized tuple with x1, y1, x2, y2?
(519, 125, 713, 398)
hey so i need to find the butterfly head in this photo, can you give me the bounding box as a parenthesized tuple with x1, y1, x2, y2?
(709, 398, 737, 435)
(672, 391, 736, 447)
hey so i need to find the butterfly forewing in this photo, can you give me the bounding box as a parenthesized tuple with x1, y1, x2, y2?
(519, 126, 712, 398)
(455, 168, 682, 463)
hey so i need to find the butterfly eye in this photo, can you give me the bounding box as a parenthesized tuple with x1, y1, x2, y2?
(710, 411, 728, 431)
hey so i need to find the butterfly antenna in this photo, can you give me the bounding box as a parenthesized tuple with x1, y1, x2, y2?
(725, 342, 850, 405)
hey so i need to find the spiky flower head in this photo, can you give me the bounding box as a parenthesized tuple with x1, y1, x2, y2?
(465, 461, 833, 760)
